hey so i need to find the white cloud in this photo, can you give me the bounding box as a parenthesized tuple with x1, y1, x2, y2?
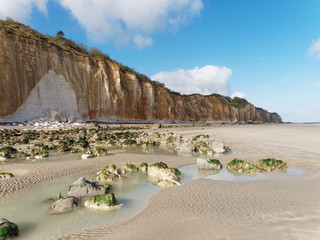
(152, 65, 232, 96)
(231, 92, 247, 99)
(58, 0, 203, 48)
(309, 37, 320, 59)
(0, 0, 48, 22)
(134, 34, 153, 49)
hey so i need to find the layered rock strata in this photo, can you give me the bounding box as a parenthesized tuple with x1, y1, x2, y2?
(0, 23, 282, 123)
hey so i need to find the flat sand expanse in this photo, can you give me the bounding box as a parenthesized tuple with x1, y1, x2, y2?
(1, 124, 320, 239)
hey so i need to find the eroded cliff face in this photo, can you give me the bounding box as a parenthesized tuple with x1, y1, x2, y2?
(0, 25, 282, 123)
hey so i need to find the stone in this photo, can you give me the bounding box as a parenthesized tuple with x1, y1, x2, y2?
(34, 151, 49, 159)
(121, 162, 138, 173)
(95, 147, 108, 156)
(175, 141, 193, 153)
(84, 193, 123, 210)
(193, 141, 215, 156)
(256, 158, 287, 172)
(97, 164, 122, 182)
(227, 159, 258, 175)
(0, 172, 14, 179)
(148, 162, 182, 188)
(81, 150, 96, 159)
(139, 162, 148, 172)
(210, 140, 231, 153)
(49, 197, 78, 214)
(197, 158, 222, 170)
(67, 177, 106, 198)
(0, 218, 19, 239)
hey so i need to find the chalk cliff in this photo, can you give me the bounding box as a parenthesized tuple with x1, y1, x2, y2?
(0, 20, 282, 123)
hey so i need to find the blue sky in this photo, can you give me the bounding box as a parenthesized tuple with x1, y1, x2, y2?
(1, 0, 320, 122)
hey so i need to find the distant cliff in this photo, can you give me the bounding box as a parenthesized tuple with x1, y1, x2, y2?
(0, 20, 282, 123)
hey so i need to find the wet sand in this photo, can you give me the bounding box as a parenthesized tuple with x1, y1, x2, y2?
(62, 124, 320, 240)
(1, 124, 320, 239)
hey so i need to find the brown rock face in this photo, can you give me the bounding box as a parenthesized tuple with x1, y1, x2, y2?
(0, 24, 282, 123)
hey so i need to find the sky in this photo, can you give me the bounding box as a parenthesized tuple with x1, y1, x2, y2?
(1, 0, 320, 122)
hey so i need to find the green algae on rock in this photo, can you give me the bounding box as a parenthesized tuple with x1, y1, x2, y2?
(256, 158, 287, 172)
(0, 218, 18, 239)
(227, 159, 258, 176)
(84, 193, 123, 210)
(0, 172, 14, 179)
(197, 158, 222, 170)
(148, 162, 182, 188)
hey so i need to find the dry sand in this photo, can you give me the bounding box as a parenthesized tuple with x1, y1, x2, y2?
(1, 124, 320, 239)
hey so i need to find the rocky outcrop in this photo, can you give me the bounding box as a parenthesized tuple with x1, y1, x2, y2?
(49, 197, 78, 214)
(0, 21, 282, 123)
(84, 193, 123, 210)
(67, 177, 106, 198)
(0, 218, 19, 239)
(197, 158, 222, 170)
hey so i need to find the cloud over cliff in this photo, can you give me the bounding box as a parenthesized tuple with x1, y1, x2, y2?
(0, 0, 48, 22)
(152, 65, 232, 96)
(58, 0, 203, 48)
(0, 0, 203, 48)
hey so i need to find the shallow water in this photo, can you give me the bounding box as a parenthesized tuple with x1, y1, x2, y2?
(0, 165, 302, 239)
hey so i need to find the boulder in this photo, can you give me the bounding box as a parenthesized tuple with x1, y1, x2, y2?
(95, 147, 108, 156)
(0, 173, 14, 179)
(210, 140, 231, 154)
(49, 197, 78, 214)
(68, 177, 106, 198)
(175, 141, 193, 153)
(197, 158, 222, 170)
(121, 162, 138, 173)
(0, 153, 11, 161)
(81, 150, 96, 159)
(34, 151, 49, 159)
(139, 162, 148, 172)
(193, 141, 214, 156)
(148, 162, 182, 188)
(84, 193, 123, 210)
(256, 158, 287, 172)
(0, 218, 19, 239)
(97, 164, 122, 182)
(227, 159, 258, 175)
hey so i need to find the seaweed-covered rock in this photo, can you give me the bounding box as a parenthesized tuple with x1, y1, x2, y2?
(95, 147, 107, 156)
(0, 173, 14, 179)
(81, 150, 96, 159)
(0, 218, 19, 239)
(148, 162, 182, 187)
(49, 197, 78, 214)
(140, 139, 155, 147)
(34, 151, 49, 159)
(193, 141, 214, 156)
(84, 193, 123, 210)
(0, 153, 11, 161)
(227, 159, 257, 175)
(121, 162, 138, 173)
(97, 164, 122, 182)
(0, 147, 17, 154)
(197, 158, 222, 170)
(166, 136, 178, 147)
(139, 162, 148, 172)
(68, 177, 106, 198)
(256, 158, 287, 172)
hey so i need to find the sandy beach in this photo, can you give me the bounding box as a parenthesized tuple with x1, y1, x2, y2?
(1, 124, 320, 239)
